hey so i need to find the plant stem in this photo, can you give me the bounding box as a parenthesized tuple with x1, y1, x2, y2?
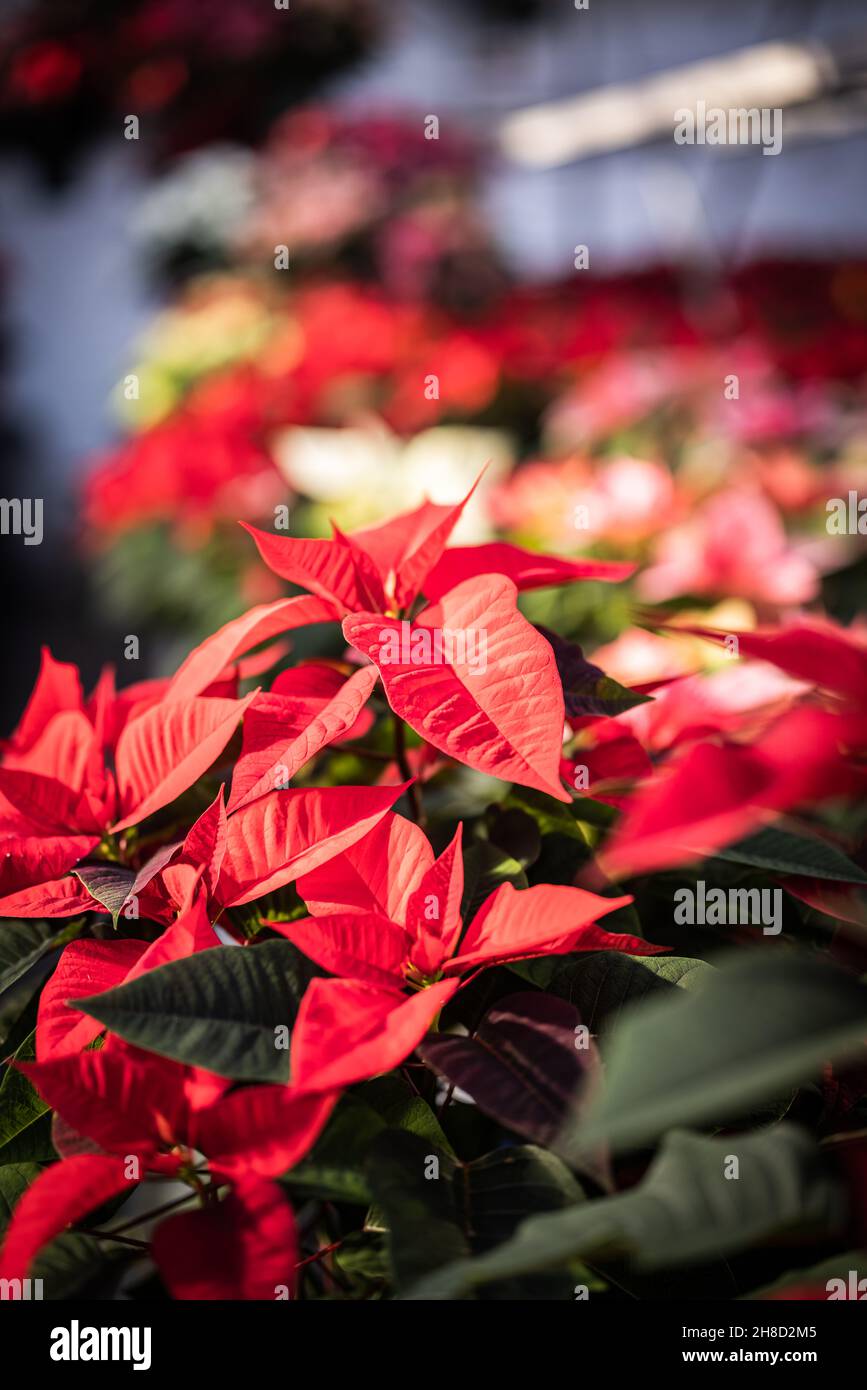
(106, 1190, 199, 1236)
(393, 716, 425, 825)
(436, 1082, 456, 1121)
(75, 1228, 150, 1251)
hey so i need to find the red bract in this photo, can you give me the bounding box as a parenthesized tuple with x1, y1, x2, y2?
(600, 703, 864, 879)
(35, 883, 219, 1061)
(343, 576, 568, 799)
(0, 1042, 336, 1291)
(3, 468, 865, 1304)
(227, 663, 377, 812)
(278, 819, 659, 1092)
(0, 649, 257, 916)
(667, 615, 867, 708)
(0, 642, 409, 922)
(115, 779, 412, 935)
(164, 486, 633, 800)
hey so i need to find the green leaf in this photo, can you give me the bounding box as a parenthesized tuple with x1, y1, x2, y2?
(537, 626, 652, 718)
(283, 1095, 386, 1205)
(73, 864, 137, 925)
(332, 1232, 389, 1296)
(365, 1132, 468, 1289)
(360, 1075, 455, 1156)
(460, 840, 528, 923)
(0, 1164, 125, 1298)
(404, 1125, 846, 1299)
(713, 826, 867, 884)
(367, 1130, 583, 1296)
(505, 786, 617, 842)
(75, 941, 317, 1082)
(0, 1161, 40, 1235)
(511, 950, 710, 1033)
(0, 919, 85, 994)
(0, 1030, 55, 1164)
(569, 952, 867, 1155)
(31, 1232, 130, 1300)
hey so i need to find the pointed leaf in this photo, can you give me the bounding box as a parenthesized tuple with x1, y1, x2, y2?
(166, 596, 336, 702)
(228, 666, 378, 812)
(243, 525, 377, 615)
(423, 542, 635, 601)
(538, 626, 651, 718)
(292, 977, 459, 1093)
(571, 953, 867, 1156)
(72, 864, 136, 926)
(297, 811, 433, 922)
(218, 782, 409, 907)
(713, 826, 867, 884)
(113, 693, 257, 830)
(419, 992, 599, 1151)
(351, 483, 480, 609)
(75, 941, 317, 1083)
(405, 825, 464, 976)
(447, 882, 649, 974)
(405, 1127, 845, 1299)
(344, 575, 570, 801)
(275, 912, 410, 988)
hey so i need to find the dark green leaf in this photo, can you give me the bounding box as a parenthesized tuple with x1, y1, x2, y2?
(0, 919, 85, 995)
(714, 826, 867, 884)
(367, 1130, 582, 1296)
(537, 626, 652, 717)
(0, 1030, 55, 1164)
(570, 953, 867, 1155)
(75, 941, 316, 1082)
(360, 1075, 454, 1156)
(0, 1161, 40, 1235)
(283, 1095, 386, 1205)
(460, 840, 528, 923)
(511, 950, 710, 1033)
(405, 1126, 845, 1299)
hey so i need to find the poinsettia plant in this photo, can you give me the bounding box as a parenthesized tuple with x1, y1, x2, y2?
(1, 486, 867, 1302)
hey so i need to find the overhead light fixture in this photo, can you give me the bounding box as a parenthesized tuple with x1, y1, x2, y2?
(499, 38, 851, 165)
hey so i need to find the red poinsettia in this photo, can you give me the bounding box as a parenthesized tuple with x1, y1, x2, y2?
(0, 1032, 335, 1298)
(0, 649, 259, 916)
(273, 814, 662, 1092)
(165, 486, 634, 802)
(0, 645, 409, 919)
(597, 615, 867, 879)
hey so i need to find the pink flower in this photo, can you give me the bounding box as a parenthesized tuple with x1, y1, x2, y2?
(637, 488, 819, 608)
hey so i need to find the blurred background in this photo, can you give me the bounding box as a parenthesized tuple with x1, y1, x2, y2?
(1, 0, 866, 728)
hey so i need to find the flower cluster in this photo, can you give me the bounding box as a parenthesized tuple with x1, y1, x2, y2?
(0, 0, 378, 172)
(81, 257, 867, 647)
(1, 483, 866, 1300)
